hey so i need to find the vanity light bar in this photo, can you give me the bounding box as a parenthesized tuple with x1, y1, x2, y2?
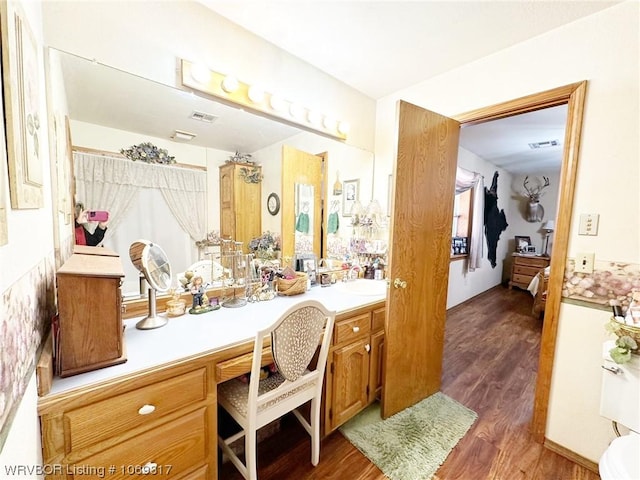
(180, 59, 348, 141)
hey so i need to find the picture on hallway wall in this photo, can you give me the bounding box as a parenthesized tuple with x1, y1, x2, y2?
(343, 179, 359, 216)
(0, 0, 44, 209)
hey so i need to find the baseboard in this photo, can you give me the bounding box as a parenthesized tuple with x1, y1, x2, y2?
(544, 438, 599, 474)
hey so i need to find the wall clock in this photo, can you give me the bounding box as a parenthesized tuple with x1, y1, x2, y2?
(267, 192, 280, 215)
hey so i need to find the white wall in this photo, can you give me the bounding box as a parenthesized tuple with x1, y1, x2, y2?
(375, 1, 639, 462)
(0, 375, 42, 477)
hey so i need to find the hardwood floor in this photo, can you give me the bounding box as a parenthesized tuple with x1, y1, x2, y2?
(218, 285, 601, 479)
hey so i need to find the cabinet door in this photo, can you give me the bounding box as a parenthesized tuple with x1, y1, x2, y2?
(369, 330, 384, 403)
(330, 338, 370, 430)
(233, 166, 261, 252)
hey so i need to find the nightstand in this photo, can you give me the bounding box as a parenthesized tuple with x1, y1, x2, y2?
(509, 253, 550, 290)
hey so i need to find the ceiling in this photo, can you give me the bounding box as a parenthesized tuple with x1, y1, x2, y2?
(60, 2, 618, 173)
(459, 105, 567, 175)
(199, 1, 618, 100)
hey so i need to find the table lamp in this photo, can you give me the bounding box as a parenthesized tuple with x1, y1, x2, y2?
(542, 220, 555, 256)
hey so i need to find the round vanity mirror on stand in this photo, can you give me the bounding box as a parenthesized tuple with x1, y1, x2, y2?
(129, 240, 172, 330)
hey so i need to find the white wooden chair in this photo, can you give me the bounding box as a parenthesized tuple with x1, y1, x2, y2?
(217, 299, 336, 480)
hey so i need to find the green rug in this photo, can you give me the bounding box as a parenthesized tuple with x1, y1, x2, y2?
(339, 392, 477, 480)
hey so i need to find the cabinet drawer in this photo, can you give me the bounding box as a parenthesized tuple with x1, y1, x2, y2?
(372, 308, 385, 332)
(512, 273, 534, 286)
(66, 368, 207, 451)
(334, 313, 370, 345)
(513, 265, 541, 277)
(515, 256, 549, 268)
(79, 408, 207, 479)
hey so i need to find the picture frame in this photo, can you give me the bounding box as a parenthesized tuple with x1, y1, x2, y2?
(0, 0, 44, 209)
(294, 253, 318, 286)
(515, 235, 532, 253)
(343, 178, 359, 216)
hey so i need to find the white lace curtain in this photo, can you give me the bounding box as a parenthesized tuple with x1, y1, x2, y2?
(455, 166, 484, 272)
(73, 152, 207, 243)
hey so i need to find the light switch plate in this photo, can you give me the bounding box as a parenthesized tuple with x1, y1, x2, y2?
(575, 252, 595, 273)
(579, 213, 599, 236)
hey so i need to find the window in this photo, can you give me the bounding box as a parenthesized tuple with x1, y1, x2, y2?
(451, 188, 473, 257)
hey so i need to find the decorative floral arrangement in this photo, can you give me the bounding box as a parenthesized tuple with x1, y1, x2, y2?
(249, 231, 281, 260)
(227, 151, 253, 164)
(196, 230, 222, 248)
(120, 142, 175, 164)
(239, 166, 263, 184)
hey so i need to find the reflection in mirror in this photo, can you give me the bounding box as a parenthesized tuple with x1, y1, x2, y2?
(129, 240, 172, 330)
(294, 183, 314, 254)
(47, 48, 377, 303)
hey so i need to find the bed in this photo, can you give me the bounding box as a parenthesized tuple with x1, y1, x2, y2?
(528, 266, 550, 316)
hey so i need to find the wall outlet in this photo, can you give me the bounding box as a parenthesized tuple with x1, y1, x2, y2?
(579, 213, 599, 235)
(575, 252, 595, 274)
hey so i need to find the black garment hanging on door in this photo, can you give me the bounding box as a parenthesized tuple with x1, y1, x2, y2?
(484, 171, 508, 268)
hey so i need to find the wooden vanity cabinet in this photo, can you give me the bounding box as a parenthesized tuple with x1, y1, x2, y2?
(219, 162, 261, 252)
(324, 302, 385, 434)
(38, 361, 217, 480)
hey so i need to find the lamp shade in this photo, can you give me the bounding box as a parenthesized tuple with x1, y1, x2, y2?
(542, 220, 555, 232)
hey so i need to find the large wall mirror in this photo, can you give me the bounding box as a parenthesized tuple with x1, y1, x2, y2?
(46, 48, 376, 300)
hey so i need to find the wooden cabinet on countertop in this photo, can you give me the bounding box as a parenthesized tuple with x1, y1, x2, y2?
(509, 253, 550, 290)
(56, 249, 126, 377)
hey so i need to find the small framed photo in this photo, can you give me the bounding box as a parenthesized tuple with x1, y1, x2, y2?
(343, 179, 359, 216)
(515, 235, 532, 253)
(294, 253, 318, 286)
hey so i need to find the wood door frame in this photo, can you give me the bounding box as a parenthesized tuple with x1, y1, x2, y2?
(453, 81, 588, 442)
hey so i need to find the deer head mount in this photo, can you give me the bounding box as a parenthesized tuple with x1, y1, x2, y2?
(523, 176, 550, 222)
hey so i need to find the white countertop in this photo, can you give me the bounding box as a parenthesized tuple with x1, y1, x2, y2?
(47, 281, 387, 397)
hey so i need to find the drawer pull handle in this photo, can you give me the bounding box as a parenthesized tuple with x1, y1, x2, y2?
(141, 462, 157, 474)
(352, 326, 360, 333)
(365, 343, 371, 353)
(138, 404, 156, 415)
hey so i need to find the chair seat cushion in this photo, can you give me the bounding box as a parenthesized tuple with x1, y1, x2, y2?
(219, 371, 315, 417)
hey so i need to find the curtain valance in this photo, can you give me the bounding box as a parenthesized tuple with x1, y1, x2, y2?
(73, 152, 207, 244)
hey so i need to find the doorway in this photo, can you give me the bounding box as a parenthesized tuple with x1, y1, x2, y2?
(382, 81, 587, 442)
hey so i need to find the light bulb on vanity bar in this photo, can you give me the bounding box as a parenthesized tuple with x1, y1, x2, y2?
(221, 75, 239, 93)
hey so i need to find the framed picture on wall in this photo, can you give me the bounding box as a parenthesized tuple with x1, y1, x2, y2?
(343, 179, 359, 216)
(1, 1, 44, 209)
